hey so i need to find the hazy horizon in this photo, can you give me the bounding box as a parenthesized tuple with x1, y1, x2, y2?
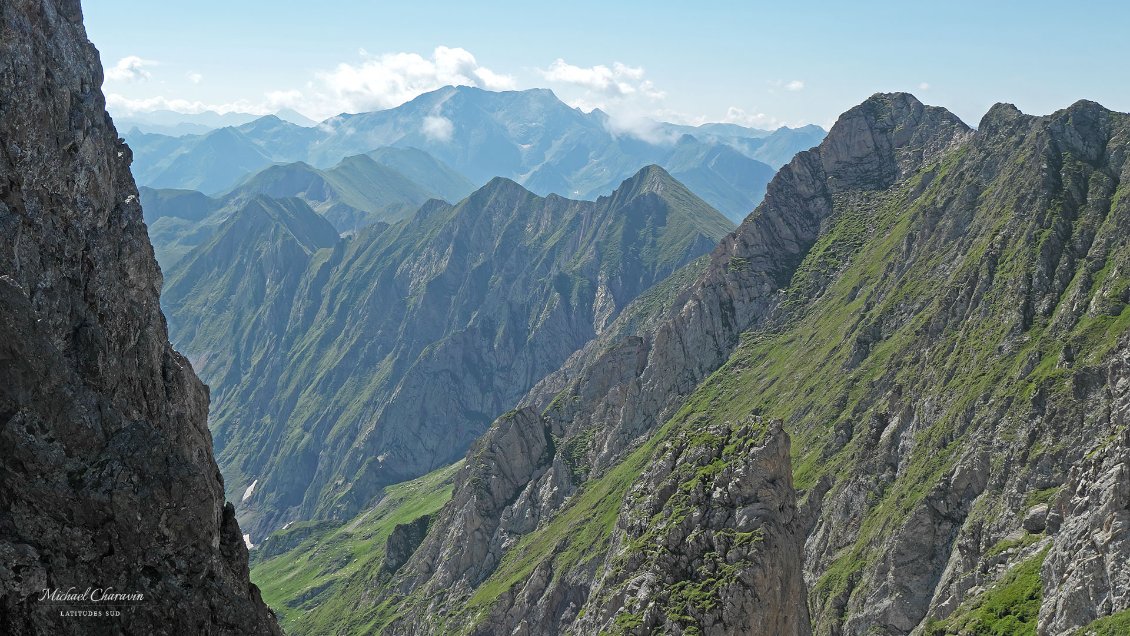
(83, 1, 1130, 132)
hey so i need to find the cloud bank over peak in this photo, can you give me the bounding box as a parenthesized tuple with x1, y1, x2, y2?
(421, 114, 455, 142)
(539, 59, 662, 100)
(101, 46, 808, 136)
(317, 46, 516, 113)
(536, 57, 674, 143)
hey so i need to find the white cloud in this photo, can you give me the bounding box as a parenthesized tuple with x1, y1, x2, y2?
(724, 106, 782, 129)
(539, 59, 662, 99)
(105, 46, 516, 121)
(540, 58, 670, 142)
(105, 56, 157, 82)
(105, 93, 265, 117)
(421, 115, 454, 142)
(919, 82, 931, 90)
(785, 80, 805, 91)
(264, 89, 305, 111)
(316, 45, 515, 114)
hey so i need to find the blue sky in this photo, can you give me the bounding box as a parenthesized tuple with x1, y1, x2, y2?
(84, 1, 1128, 130)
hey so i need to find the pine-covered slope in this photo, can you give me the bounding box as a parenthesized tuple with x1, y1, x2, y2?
(0, 0, 278, 633)
(320, 93, 1130, 636)
(162, 165, 734, 543)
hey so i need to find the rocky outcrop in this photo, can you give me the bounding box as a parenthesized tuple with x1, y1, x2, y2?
(382, 515, 433, 576)
(572, 420, 810, 636)
(799, 99, 1130, 636)
(1039, 393, 1130, 634)
(0, 1, 278, 633)
(400, 409, 554, 592)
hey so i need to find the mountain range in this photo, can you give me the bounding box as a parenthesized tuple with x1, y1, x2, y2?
(248, 94, 1130, 636)
(115, 106, 318, 136)
(124, 86, 824, 221)
(140, 146, 476, 267)
(6, 2, 1129, 635)
(161, 165, 735, 540)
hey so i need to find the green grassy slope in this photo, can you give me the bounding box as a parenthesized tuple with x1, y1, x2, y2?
(251, 463, 461, 634)
(352, 100, 1130, 634)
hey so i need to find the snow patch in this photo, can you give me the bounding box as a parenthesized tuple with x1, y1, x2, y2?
(243, 533, 255, 549)
(242, 479, 258, 502)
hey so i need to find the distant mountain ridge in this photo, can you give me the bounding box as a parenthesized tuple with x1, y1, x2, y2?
(140, 146, 476, 267)
(125, 86, 824, 221)
(116, 107, 316, 136)
(161, 165, 735, 541)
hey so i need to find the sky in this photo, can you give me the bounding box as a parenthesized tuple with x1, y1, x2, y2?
(84, 1, 1129, 131)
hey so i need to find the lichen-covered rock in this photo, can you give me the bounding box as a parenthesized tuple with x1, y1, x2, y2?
(0, 1, 278, 633)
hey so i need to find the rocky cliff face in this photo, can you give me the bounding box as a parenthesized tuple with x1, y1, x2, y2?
(359, 93, 971, 635)
(355, 93, 1130, 636)
(1039, 387, 1130, 635)
(570, 420, 809, 636)
(789, 99, 1130, 636)
(0, 1, 278, 633)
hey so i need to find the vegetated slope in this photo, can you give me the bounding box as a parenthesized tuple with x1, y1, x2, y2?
(330, 94, 1130, 636)
(265, 92, 962, 636)
(364, 146, 477, 203)
(162, 196, 340, 377)
(250, 462, 462, 634)
(141, 148, 471, 268)
(224, 154, 434, 233)
(162, 165, 734, 543)
(662, 135, 777, 223)
(0, 0, 278, 633)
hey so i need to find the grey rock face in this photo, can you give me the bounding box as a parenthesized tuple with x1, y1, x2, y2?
(372, 93, 969, 634)
(801, 99, 1130, 636)
(1039, 413, 1130, 634)
(572, 420, 811, 636)
(0, 1, 278, 633)
(382, 514, 433, 576)
(400, 408, 553, 593)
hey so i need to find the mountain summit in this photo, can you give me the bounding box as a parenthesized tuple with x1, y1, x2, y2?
(162, 165, 734, 539)
(125, 85, 824, 221)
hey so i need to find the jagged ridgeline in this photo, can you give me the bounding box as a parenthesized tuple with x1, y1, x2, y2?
(162, 165, 735, 541)
(0, 1, 279, 633)
(252, 93, 1130, 635)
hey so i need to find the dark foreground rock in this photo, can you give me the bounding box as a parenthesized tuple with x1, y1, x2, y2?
(0, 1, 280, 633)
